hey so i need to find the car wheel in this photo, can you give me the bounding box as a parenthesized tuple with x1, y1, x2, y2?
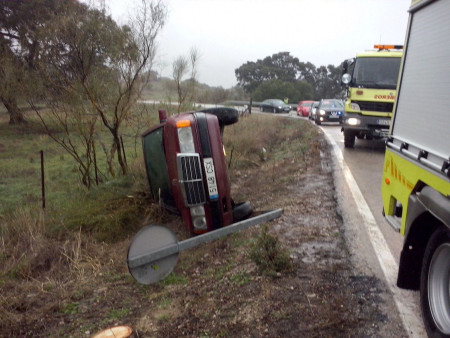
(420, 226, 450, 337)
(198, 107, 239, 126)
(344, 130, 355, 148)
(232, 201, 253, 222)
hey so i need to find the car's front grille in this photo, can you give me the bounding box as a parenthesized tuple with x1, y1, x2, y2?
(177, 154, 206, 206)
(353, 100, 394, 113)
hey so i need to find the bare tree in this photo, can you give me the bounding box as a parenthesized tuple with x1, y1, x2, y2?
(172, 47, 200, 113)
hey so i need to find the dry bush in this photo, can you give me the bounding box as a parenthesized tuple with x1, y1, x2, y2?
(0, 208, 49, 279)
(224, 115, 282, 168)
(0, 208, 104, 283)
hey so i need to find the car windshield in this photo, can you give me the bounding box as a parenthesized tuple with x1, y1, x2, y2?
(321, 100, 343, 109)
(303, 102, 313, 107)
(271, 99, 285, 105)
(352, 57, 401, 89)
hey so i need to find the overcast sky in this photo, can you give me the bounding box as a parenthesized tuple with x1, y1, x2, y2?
(103, 0, 411, 88)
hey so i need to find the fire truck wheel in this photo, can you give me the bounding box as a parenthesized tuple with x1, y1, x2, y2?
(232, 201, 253, 222)
(344, 131, 355, 148)
(198, 107, 239, 126)
(420, 226, 450, 337)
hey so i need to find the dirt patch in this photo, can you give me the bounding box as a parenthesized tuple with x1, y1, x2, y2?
(1, 128, 399, 337)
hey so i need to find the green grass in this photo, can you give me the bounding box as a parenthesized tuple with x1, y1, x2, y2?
(0, 106, 162, 242)
(158, 272, 188, 287)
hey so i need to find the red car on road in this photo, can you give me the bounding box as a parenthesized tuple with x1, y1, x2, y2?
(297, 100, 314, 117)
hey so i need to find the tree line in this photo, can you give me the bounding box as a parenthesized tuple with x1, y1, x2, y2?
(235, 51, 344, 103)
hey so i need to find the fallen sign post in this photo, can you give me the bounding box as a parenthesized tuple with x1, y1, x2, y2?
(127, 208, 283, 285)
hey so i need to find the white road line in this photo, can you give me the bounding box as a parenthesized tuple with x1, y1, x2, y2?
(322, 129, 425, 338)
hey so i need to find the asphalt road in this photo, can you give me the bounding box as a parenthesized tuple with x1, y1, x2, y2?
(285, 113, 426, 337)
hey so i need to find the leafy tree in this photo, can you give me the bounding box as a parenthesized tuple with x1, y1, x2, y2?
(235, 53, 344, 101)
(314, 64, 345, 99)
(0, 0, 64, 124)
(235, 52, 301, 93)
(252, 79, 313, 103)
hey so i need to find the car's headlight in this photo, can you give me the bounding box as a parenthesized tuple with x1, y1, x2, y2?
(277, 106, 282, 109)
(319, 109, 326, 115)
(177, 120, 195, 153)
(347, 117, 360, 126)
(350, 102, 360, 111)
(190, 205, 207, 230)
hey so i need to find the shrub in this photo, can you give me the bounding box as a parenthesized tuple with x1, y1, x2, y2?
(248, 225, 292, 277)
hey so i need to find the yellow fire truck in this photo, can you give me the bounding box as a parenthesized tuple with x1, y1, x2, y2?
(341, 45, 403, 148)
(381, 0, 450, 336)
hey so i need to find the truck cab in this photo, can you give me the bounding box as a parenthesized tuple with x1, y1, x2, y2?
(142, 108, 252, 235)
(341, 45, 403, 148)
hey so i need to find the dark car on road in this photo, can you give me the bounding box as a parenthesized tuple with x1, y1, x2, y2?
(259, 99, 291, 113)
(314, 99, 344, 125)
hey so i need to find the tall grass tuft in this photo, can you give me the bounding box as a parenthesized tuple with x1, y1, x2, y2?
(0, 207, 49, 279)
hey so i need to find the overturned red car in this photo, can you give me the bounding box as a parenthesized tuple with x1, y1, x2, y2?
(142, 108, 252, 235)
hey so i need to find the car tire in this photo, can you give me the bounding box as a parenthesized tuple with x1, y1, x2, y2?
(232, 201, 253, 222)
(420, 226, 450, 337)
(198, 107, 239, 126)
(344, 130, 355, 148)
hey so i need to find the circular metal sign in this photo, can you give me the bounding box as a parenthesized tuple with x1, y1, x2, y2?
(127, 225, 178, 285)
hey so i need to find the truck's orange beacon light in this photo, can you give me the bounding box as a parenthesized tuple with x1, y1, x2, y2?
(374, 45, 404, 50)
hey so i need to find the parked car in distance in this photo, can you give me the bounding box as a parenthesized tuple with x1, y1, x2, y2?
(314, 99, 344, 125)
(309, 101, 320, 120)
(297, 100, 314, 117)
(259, 99, 291, 113)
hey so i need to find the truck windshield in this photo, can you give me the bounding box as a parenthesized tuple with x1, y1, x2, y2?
(352, 57, 401, 89)
(142, 126, 175, 209)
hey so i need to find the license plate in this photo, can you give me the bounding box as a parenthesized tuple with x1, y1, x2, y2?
(329, 115, 339, 118)
(377, 119, 390, 126)
(203, 158, 219, 200)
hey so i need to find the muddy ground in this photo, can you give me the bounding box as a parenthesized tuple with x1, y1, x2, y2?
(1, 125, 408, 337)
